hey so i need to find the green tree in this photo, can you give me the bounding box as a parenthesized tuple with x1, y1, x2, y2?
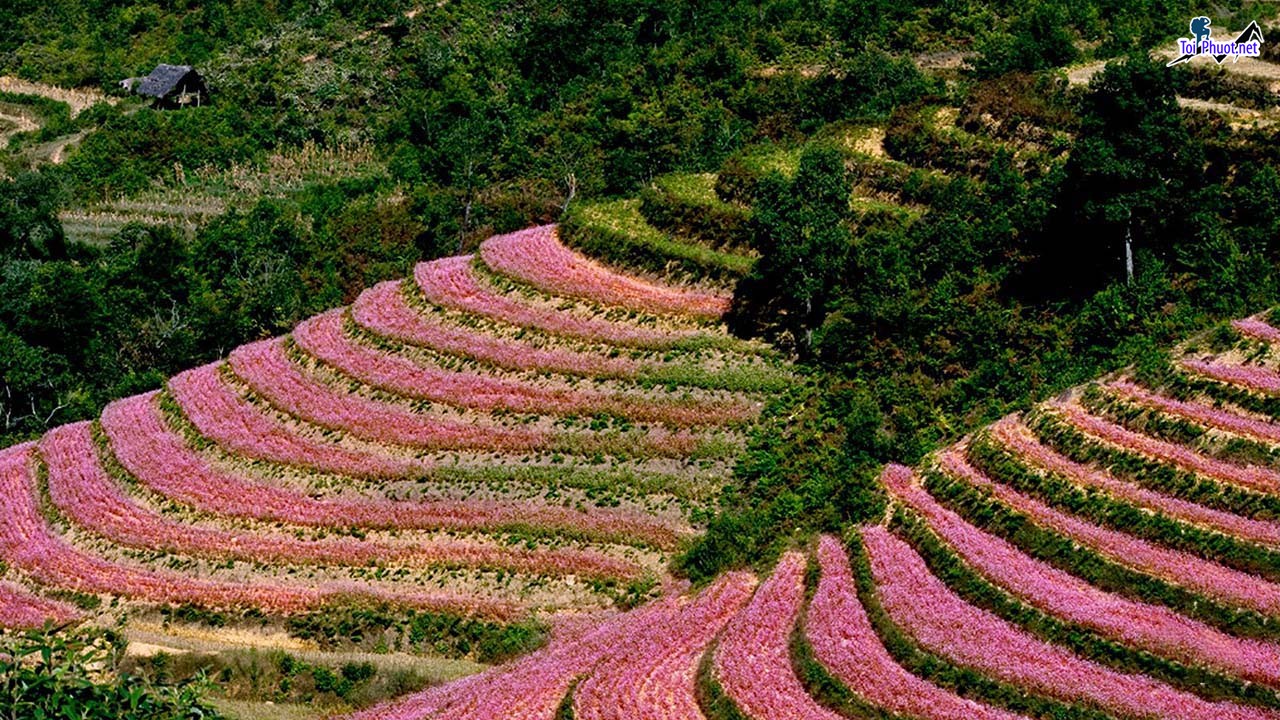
(731, 145, 852, 356)
(1030, 54, 1203, 296)
(974, 3, 1078, 78)
(0, 172, 65, 260)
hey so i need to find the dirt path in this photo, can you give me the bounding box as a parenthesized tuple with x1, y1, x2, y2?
(1069, 35, 1280, 87)
(0, 109, 38, 135)
(0, 76, 114, 117)
(124, 622, 487, 679)
(45, 130, 86, 163)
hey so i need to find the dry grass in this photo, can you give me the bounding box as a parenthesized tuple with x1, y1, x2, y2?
(0, 76, 115, 117)
(208, 699, 323, 720)
(61, 142, 384, 244)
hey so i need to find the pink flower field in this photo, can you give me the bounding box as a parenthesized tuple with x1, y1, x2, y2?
(864, 525, 1274, 720)
(881, 464, 1280, 685)
(0, 227, 766, 636)
(807, 534, 1029, 720)
(353, 279, 645, 379)
(1183, 357, 1280, 395)
(0, 443, 516, 619)
(415, 254, 706, 348)
(291, 310, 758, 426)
(939, 447, 1280, 615)
(16, 221, 1280, 720)
(989, 416, 1280, 546)
(1108, 379, 1280, 444)
(478, 225, 730, 319)
(101, 393, 693, 549)
(41, 421, 643, 581)
(1234, 316, 1280, 344)
(713, 551, 844, 720)
(1052, 400, 1280, 494)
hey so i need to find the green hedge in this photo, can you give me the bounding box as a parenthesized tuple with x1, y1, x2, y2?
(639, 173, 752, 253)
(967, 435, 1280, 582)
(844, 531, 1108, 720)
(1080, 384, 1280, 469)
(1029, 410, 1280, 521)
(893, 509, 1280, 708)
(921, 469, 1280, 641)
(561, 199, 753, 284)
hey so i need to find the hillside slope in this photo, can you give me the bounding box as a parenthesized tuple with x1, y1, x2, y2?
(0, 223, 786, 670)
(350, 312, 1280, 719)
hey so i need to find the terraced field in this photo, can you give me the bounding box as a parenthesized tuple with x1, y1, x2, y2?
(347, 310, 1280, 719)
(0, 223, 783, 674)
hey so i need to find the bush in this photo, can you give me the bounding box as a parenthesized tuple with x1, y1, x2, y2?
(0, 627, 220, 719)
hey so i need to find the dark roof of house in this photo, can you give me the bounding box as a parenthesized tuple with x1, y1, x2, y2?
(135, 64, 201, 99)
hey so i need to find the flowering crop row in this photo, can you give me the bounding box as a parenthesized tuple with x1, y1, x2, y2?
(0, 443, 515, 619)
(1052, 401, 1280, 495)
(293, 311, 757, 427)
(478, 225, 730, 319)
(807, 533, 1029, 720)
(0, 581, 79, 629)
(1109, 379, 1280, 444)
(863, 525, 1274, 720)
(232, 336, 726, 460)
(1183, 358, 1280, 395)
(169, 363, 432, 479)
(991, 417, 1280, 547)
(713, 551, 845, 720)
(416, 254, 703, 349)
(572, 571, 756, 720)
(40, 422, 642, 582)
(1234, 317, 1280, 344)
(230, 337, 553, 452)
(882, 464, 1280, 686)
(939, 448, 1280, 616)
(349, 577, 752, 720)
(101, 393, 693, 549)
(353, 280, 644, 379)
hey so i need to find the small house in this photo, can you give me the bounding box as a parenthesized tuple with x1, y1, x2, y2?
(120, 64, 208, 109)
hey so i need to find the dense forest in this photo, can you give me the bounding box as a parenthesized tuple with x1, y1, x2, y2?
(4, 0, 1280, 715)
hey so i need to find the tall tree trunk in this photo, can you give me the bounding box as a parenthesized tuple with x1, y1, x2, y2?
(1124, 217, 1134, 284)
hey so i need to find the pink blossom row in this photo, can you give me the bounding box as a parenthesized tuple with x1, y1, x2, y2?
(293, 311, 758, 427)
(572, 571, 756, 720)
(1234, 317, 1280, 344)
(713, 551, 844, 720)
(1182, 358, 1280, 395)
(939, 448, 1280, 616)
(102, 393, 693, 549)
(478, 225, 730, 319)
(230, 336, 721, 459)
(863, 524, 1275, 720)
(882, 463, 1280, 686)
(0, 581, 79, 629)
(1109, 378, 1280, 444)
(350, 599, 683, 720)
(808, 533, 1029, 720)
(416, 254, 703, 349)
(169, 363, 433, 479)
(573, 568, 757, 712)
(39, 421, 642, 582)
(350, 574, 753, 720)
(991, 416, 1280, 547)
(231, 337, 555, 452)
(0, 443, 516, 619)
(353, 280, 643, 379)
(1052, 401, 1280, 495)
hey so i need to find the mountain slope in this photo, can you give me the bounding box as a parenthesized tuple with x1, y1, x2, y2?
(346, 311, 1280, 719)
(0, 224, 783, 656)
